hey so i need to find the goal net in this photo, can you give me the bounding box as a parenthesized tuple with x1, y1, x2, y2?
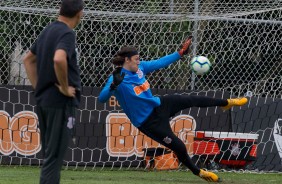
(0, 0, 282, 172)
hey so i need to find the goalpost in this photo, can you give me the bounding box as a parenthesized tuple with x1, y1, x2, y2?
(0, 0, 282, 171)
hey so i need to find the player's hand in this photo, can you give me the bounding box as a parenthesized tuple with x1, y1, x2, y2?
(110, 67, 125, 91)
(178, 36, 192, 57)
(55, 84, 76, 97)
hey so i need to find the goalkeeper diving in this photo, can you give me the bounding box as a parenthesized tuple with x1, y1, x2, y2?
(99, 37, 248, 182)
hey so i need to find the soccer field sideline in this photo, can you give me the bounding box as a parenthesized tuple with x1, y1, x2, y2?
(0, 166, 281, 184)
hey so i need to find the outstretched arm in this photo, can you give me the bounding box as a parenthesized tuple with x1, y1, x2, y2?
(141, 52, 181, 74)
(141, 37, 192, 74)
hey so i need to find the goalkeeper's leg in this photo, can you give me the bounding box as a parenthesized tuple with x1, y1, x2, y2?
(138, 116, 220, 182)
(160, 94, 247, 116)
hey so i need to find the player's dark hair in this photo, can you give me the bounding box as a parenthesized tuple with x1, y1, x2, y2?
(112, 46, 139, 66)
(59, 0, 84, 18)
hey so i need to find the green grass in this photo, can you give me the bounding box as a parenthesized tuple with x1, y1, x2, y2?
(0, 166, 281, 184)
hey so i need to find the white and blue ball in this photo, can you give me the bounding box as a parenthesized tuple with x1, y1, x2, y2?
(190, 56, 211, 75)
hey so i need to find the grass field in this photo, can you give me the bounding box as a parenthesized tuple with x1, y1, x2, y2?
(0, 166, 281, 184)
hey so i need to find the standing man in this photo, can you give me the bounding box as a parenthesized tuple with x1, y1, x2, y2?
(23, 0, 84, 183)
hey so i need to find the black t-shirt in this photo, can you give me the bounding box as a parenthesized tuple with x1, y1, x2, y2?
(31, 21, 81, 107)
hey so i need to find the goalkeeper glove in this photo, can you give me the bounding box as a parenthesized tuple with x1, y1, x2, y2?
(178, 36, 192, 57)
(110, 67, 125, 91)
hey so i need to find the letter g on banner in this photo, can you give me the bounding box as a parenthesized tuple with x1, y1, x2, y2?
(0, 111, 41, 156)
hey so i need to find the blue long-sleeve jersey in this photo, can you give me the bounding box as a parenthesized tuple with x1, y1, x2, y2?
(99, 52, 181, 127)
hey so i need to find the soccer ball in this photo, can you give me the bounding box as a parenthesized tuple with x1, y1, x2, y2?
(190, 56, 211, 75)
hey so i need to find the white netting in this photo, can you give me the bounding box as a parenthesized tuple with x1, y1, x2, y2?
(1, 0, 282, 89)
(0, 0, 282, 172)
(1, 1, 282, 20)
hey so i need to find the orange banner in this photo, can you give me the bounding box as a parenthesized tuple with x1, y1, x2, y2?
(106, 113, 196, 157)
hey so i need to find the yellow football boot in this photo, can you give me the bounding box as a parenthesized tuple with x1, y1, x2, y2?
(221, 97, 248, 111)
(198, 169, 221, 182)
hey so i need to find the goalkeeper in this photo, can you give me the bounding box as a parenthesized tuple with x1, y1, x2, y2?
(99, 37, 247, 182)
